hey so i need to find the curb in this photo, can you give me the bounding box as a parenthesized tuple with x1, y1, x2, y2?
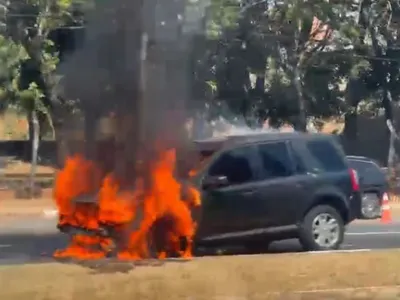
(0, 208, 58, 219)
(42, 209, 59, 218)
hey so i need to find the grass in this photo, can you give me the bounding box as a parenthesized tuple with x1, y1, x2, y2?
(1, 250, 400, 299)
(390, 203, 400, 218)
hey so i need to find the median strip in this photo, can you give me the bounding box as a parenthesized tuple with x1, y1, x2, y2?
(1, 249, 400, 299)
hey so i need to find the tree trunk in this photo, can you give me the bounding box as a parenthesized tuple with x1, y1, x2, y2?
(388, 127, 396, 169)
(383, 88, 397, 178)
(341, 0, 369, 150)
(112, 0, 143, 185)
(293, 61, 307, 131)
(29, 110, 39, 197)
(293, 17, 307, 132)
(343, 78, 361, 154)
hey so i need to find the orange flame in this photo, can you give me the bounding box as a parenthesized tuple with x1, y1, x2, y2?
(53, 154, 103, 230)
(53, 148, 201, 260)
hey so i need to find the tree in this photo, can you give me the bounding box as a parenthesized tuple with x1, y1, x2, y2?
(0, 0, 93, 196)
(0, 35, 28, 108)
(355, 0, 400, 182)
(194, 0, 369, 132)
(18, 82, 43, 195)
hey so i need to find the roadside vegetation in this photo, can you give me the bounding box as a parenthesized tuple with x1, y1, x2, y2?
(1, 250, 400, 300)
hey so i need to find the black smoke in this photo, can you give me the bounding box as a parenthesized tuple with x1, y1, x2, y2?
(58, 0, 198, 186)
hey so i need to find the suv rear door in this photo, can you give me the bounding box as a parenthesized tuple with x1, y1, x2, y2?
(196, 144, 261, 240)
(295, 138, 358, 219)
(248, 140, 310, 227)
(303, 138, 351, 193)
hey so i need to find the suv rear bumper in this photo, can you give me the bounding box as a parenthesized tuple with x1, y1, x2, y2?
(348, 192, 363, 222)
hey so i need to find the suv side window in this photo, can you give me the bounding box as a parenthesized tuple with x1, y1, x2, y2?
(306, 139, 347, 173)
(257, 142, 293, 179)
(208, 146, 255, 185)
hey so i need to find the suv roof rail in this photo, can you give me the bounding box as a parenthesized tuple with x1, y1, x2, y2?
(346, 155, 368, 159)
(346, 155, 383, 167)
(194, 131, 335, 151)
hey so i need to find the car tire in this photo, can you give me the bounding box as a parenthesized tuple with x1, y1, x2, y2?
(361, 193, 381, 219)
(298, 205, 344, 251)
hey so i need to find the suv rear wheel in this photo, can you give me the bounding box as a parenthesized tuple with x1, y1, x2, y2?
(299, 205, 344, 251)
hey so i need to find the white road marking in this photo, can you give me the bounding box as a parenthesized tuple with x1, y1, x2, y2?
(346, 231, 400, 236)
(306, 249, 371, 254)
(290, 285, 400, 294)
(0, 244, 11, 248)
(42, 209, 58, 218)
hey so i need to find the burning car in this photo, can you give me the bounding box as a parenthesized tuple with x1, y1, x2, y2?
(53, 144, 201, 260)
(53, 131, 361, 260)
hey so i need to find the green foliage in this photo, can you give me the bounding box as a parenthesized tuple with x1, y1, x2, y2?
(0, 35, 27, 107)
(0, 0, 398, 134)
(18, 82, 44, 111)
(195, 0, 400, 127)
(205, 0, 240, 39)
(0, 0, 92, 118)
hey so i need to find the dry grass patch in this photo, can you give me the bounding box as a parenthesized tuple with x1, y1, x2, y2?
(1, 250, 400, 299)
(282, 287, 400, 300)
(389, 203, 400, 218)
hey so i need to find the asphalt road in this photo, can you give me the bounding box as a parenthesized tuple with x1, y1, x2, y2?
(0, 217, 400, 265)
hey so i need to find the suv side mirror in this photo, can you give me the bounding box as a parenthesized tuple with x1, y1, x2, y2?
(202, 175, 229, 189)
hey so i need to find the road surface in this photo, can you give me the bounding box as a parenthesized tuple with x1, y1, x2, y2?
(0, 217, 400, 265)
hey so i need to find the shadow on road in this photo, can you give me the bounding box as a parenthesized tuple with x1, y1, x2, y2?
(0, 232, 304, 272)
(0, 233, 67, 265)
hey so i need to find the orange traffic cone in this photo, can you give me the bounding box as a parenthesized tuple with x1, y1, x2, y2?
(380, 192, 392, 224)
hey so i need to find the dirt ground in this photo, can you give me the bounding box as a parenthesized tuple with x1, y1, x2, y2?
(0, 251, 400, 300)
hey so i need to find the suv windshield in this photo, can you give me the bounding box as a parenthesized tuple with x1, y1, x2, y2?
(306, 139, 347, 173)
(189, 150, 216, 177)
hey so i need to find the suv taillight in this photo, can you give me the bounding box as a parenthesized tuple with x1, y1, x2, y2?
(349, 168, 360, 192)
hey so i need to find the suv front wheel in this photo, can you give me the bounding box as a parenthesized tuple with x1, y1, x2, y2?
(299, 205, 345, 251)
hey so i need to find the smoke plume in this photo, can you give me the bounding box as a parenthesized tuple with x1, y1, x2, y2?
(58, 0, 199, 185)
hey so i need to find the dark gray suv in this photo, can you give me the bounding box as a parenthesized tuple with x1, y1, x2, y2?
(188, 132, 362, 252)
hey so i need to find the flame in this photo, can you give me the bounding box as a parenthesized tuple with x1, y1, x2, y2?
(53, 235, 106, 260)
(188, 153, 213, 179)
(53, 154, 103, 230)
(53, 148, 201, 260)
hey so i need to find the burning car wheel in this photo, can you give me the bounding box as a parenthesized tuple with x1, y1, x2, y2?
(149, 216, 183, 258)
